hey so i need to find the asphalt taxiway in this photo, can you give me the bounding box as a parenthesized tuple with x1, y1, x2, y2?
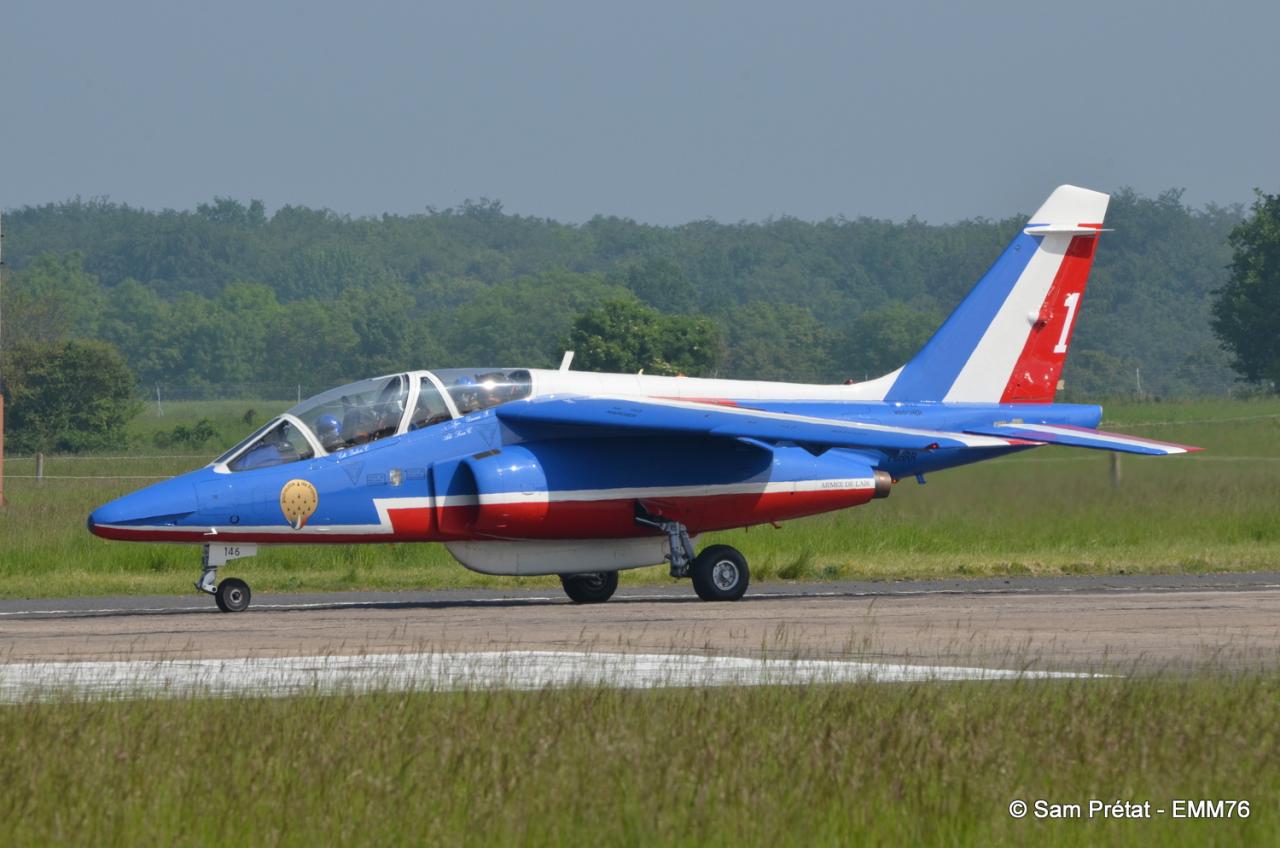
(2, 572, 1276, 676)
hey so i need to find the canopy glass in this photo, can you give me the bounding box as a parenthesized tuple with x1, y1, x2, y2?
(214, 368, 535, 472)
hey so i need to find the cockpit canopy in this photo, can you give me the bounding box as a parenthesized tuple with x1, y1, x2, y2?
(215, 368, 533, 472)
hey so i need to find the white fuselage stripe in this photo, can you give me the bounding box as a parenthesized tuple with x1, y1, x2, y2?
(472, 477, 878, 506)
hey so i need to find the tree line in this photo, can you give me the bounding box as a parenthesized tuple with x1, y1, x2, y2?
(0, 188, 1268, 443)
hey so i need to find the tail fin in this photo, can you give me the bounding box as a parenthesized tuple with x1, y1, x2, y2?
(884, 185, 1109, 403)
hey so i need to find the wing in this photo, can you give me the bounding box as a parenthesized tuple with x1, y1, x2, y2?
(964, 422, 1201, 456)
(496, 395, 1023, 453)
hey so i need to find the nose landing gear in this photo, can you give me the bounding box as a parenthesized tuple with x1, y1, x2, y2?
(198, 543, 258, 613)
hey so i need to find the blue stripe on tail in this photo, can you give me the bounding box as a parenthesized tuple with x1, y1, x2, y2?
(884, 232, 1042, 402)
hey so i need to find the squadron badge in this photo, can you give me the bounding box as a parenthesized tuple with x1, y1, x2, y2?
(279, 479, 319, 530)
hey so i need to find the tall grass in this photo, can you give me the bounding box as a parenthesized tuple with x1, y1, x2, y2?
(1, 398, 1278, 598)
(0, 673, 1274, 845)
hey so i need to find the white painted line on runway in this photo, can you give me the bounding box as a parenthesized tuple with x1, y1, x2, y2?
(0, 651, 1097, 701)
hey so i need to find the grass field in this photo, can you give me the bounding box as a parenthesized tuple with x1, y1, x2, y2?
(1, 397, 1278, 599)
(0, 672, 1274, 846)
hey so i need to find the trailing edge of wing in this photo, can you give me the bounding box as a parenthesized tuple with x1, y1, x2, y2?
(496, 396, 1022, 452)
(964, 422, 1202, 456)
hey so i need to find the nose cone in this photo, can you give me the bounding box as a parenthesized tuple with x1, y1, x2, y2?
(88, 476, 200, 539)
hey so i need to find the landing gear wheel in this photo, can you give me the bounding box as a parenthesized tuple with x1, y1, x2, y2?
(560, 571, 619, 604)
(691, 545, 749, 602)
(215, 578, 252, 613)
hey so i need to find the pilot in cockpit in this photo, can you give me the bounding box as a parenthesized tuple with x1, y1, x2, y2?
(315, 414, 345, 452)
(453, 376, 484, 414)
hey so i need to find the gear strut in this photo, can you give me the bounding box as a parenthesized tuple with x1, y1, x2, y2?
(634, 503, 696, 578)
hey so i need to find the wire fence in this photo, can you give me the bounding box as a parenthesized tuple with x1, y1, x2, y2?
(4, 450, 1280, 486)
(138, 383, 359, 405)
(4, 454, 212, 461)
(1103, 412, 1280, 428)
(2, 452, 213, 483)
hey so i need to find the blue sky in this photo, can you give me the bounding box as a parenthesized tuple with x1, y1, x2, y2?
(3, 1, 1277, 223)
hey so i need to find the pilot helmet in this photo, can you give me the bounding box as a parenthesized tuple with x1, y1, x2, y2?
(316, 415, 341, 438)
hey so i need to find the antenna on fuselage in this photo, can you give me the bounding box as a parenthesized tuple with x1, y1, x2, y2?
(559, 350, 575, 371)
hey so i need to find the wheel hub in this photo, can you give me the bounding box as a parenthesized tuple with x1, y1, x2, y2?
(711, 560, 739, 591)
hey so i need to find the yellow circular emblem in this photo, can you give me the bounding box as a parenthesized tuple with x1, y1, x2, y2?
(280, 479, 319, 530)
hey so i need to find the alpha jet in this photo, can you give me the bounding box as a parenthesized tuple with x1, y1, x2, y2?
(89, 185, 1198, 611)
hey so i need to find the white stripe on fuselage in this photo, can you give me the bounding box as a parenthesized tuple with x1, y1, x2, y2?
(528, 367, 905, 402)
(473, 477, 878, 506)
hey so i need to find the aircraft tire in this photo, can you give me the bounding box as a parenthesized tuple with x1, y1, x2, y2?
(691, 545, 749, 602)
(560, 571, 619, 604)
(215, 578, 252, 613)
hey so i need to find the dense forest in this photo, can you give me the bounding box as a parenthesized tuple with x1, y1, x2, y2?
(0, 189, 1247, 400)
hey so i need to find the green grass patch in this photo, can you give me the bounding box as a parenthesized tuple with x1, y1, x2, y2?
(2, 398, 1278, 598)
(0, 673, 1275, 845)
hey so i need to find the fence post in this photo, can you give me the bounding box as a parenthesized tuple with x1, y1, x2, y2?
(1109, 451, 1122, 489)
(36, 452, 45, 485)
(0, 394, 6, 508)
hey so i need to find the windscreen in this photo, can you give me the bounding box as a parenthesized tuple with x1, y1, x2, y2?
(225, 419, 315, 472)
(285, 374, 409, 452)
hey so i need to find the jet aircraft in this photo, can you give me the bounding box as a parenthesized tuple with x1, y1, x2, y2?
(89, 185, 1199, 611)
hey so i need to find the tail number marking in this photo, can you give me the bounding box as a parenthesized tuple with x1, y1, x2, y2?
(1052, 292, 1080, 354)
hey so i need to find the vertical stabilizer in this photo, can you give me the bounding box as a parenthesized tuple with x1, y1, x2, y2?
(884, 185, 1109, 403)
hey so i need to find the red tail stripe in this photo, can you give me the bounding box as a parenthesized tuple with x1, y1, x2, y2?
(1000, 235, 1099, 404)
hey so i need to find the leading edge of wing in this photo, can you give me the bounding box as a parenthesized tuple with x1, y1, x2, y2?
(496, 395, 1023, 452)
(964, 422, 1202, 456)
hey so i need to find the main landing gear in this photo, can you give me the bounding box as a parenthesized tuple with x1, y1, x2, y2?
(635, 505, 750, 602)
(197, 543, 257, 613)
(560, 571, 619, 604)
(555, 510, 751, 605)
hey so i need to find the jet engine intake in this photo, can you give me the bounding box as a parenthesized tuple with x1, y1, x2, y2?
(462, 447, 549, 536)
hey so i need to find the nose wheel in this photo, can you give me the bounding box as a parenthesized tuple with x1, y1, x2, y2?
(214, 578, 252, 613)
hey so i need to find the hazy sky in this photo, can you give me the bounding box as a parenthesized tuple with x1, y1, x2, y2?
(4, 1, 1278, 224)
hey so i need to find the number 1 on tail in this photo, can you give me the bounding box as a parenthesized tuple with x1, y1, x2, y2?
(1053, 292, 1080, 354)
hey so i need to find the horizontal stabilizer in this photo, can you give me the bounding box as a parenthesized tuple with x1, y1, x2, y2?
(964, 422, 1201, 456)
(498, 396, 1022, 453)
